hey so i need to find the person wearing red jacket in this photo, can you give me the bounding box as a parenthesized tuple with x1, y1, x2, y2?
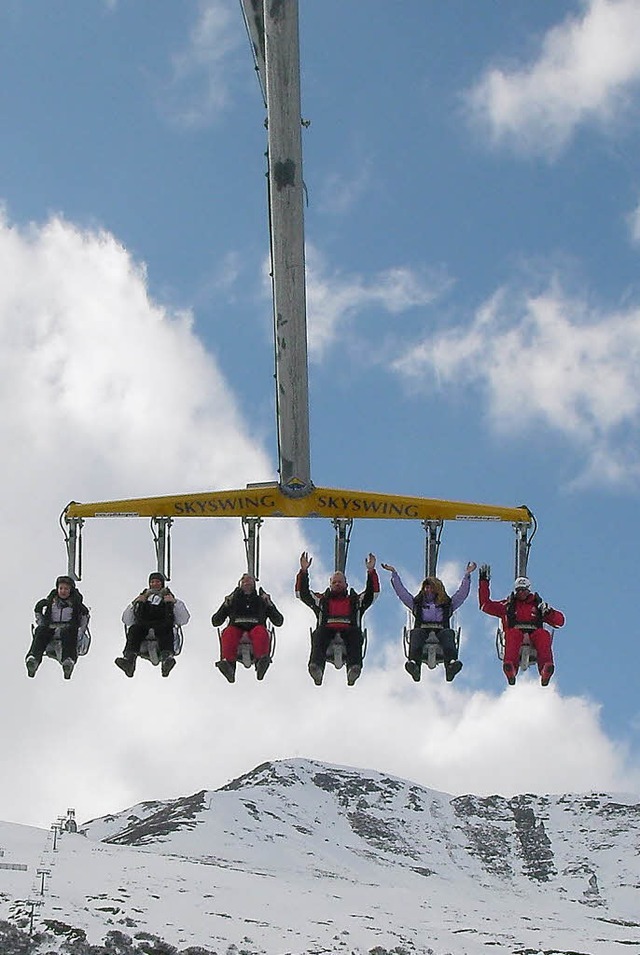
(478, 565, 565, 686)
(296, 551, 379, 686)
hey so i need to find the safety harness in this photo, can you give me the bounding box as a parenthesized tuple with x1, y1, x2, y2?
(505, 592, 544, 631)
(412, 594, 452, 629)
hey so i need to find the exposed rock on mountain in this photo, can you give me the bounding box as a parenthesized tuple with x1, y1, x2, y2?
(0, 759, 638, 954)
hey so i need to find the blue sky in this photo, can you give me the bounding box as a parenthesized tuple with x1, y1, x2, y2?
(2, 0, 640, 827)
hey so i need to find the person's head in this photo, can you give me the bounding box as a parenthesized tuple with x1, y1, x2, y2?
(329, 571, 347, 594)
(148, 571, 166, 590)
(238, 573, 256, 594)
(419, 576, 448, 605)
(514, 576, 531, 599)
(56, 575, 75, 599)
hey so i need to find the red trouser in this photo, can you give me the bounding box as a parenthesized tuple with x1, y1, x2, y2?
(504, 627, 553, 672)
(220, 624, 270, 661)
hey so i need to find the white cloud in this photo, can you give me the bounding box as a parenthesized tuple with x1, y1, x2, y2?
(392, 284, 640, 486)
(318, 162, 373, 216)
(305, 245, 451, 359)
(467, 0, 640, 156)
(627, 196, 640, 245)
(161, 0, 243, 128)
(0, 212, 636, 831)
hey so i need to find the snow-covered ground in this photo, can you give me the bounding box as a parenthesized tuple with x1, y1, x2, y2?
(0, 759, 638, 954)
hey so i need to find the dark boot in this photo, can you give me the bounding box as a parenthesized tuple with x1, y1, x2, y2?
(308, 662, 324, 686)
(445, 660, 463, 682)
(503, 662, 517, 686)
(216, 659, 236, 684)
(161, 656, 176, 678)
(404, 659, 421, 682)
(540, 663, 554, 686)
(347, 664, 361, 686)
(255, 656, 271, 681)
(62, 658, 75, 680)
(26, 655, 40, 678)
(115, 655, 136, 678)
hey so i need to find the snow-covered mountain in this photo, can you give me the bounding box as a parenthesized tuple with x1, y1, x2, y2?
(1, 758, 639, 954)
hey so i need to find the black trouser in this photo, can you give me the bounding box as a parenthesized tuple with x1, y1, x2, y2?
(408, 627, 457, 664)
(124, 622, 174, 658)
(310, 626, 363, 668)
(27, 624, 78, 663)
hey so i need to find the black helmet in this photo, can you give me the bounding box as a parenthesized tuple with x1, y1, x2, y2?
(56, 575, 76, 591)
(148, 571, 166, 585)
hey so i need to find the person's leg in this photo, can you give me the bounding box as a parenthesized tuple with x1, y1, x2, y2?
(309, 626, 335, 666)
(342, 627, 363, 668)
(60, 625, 79, 663)
(530, 628, 554, 685)
(26, 625, 53, 663)
(503, 628, 523, 684)
(249, 625, 271, 659)
(123, 623, 147, 656)
(439, 628, 463, 681)
(408, 628, 425, 662)
(220, 625, 244, 662)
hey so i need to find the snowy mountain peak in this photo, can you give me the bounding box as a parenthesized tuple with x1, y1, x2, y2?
(1, 759, 639, 954)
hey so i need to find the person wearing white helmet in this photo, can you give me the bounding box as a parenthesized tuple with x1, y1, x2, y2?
(478, 566, 565, 686)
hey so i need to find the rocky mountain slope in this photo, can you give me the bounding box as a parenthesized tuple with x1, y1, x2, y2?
(0, 758, 638, 954)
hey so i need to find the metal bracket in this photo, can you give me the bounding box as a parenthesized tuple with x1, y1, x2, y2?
(151, 516, 173, 581)
(243, 516, 263, 580)
(60, 507, 83, 581)
(332, 517, 353, 574)
(513, 521, 531, 579)
(422, 519, 443, 578)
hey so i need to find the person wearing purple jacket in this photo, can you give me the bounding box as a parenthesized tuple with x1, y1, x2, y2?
(381, 561, 477, 682)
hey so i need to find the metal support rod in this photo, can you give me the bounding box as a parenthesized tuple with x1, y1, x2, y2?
(60, 511, 83, 581)
(513, 522, 530, 579)
(422, 520, 443, 578)
(151, 517, 172, 581)
(242, 516, 263, 580)
(264, 0, 311, 490)
(332, 518, 353, 574)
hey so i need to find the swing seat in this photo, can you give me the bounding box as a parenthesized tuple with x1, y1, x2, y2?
(138, 626, 184, 665)
(217, 626, 276, 668)
(495, 628, 554, 671)
(403, 624, 460, 670)
(42, 624, 91, 662)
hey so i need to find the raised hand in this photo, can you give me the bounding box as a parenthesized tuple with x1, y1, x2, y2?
(300, 551, 312, 571)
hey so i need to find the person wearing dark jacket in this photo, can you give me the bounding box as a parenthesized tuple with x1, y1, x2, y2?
(478, 565, 565, 686)
(116, 572, 190, 678)
(212, 573, 284, 683)
(26, 575, 90, 680)
(295, 551, 379, 686)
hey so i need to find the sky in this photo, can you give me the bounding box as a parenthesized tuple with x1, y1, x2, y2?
(1, 0, 640, 829)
